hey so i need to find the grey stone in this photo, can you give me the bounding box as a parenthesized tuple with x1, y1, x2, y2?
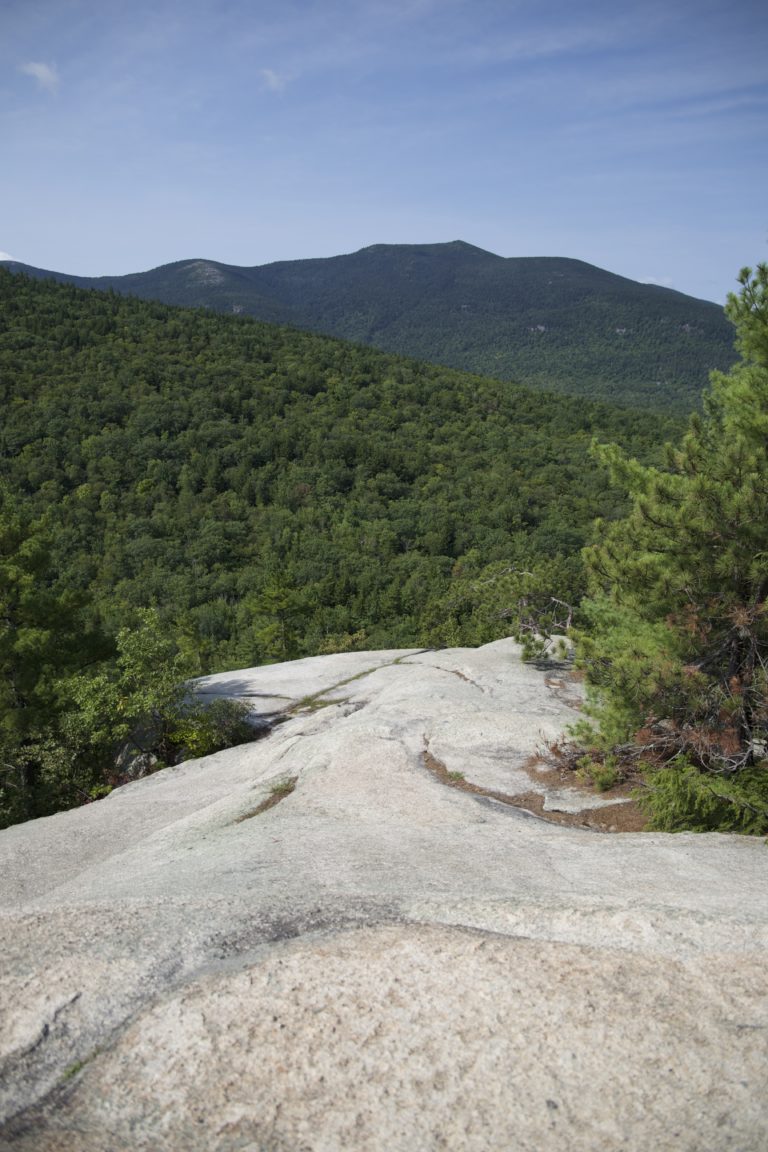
(1, 639, 766, 1150)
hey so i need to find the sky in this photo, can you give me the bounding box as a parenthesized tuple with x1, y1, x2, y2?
(1, 0, 767, 303)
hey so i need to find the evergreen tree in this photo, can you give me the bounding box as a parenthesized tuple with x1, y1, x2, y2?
(578, 264, 768, 832)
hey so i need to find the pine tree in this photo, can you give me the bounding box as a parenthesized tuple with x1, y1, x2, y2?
(578, 264, 768, 832)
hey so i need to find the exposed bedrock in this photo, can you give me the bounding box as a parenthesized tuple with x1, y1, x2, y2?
(1, 640, 766, 1150)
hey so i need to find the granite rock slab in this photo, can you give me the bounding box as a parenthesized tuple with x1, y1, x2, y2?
(1, 640, 766, 1150)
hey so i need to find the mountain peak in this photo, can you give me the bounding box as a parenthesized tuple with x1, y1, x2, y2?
(355, 239, 500, 259)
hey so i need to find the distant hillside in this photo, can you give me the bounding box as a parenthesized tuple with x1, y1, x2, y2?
(3, 242, 735, 411)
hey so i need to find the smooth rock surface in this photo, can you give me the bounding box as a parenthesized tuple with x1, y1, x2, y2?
(1, 639, 766, 1151)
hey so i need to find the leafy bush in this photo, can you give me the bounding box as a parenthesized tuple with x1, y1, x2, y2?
(170, 697, 255, 760)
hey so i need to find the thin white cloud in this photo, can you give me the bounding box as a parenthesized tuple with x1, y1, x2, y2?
(19, 61, 59, 92)
(259, 68, 288, 92)
(469, 25, 618, 64)
(0, 251, 16, 261)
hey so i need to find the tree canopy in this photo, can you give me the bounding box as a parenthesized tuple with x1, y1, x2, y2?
(0, 267, 676, 669)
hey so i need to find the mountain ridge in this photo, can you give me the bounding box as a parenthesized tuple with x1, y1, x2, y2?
(0, 241, 719, 299)
(2, 242, 735, 410)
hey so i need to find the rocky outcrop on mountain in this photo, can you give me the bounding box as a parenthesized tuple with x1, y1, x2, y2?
(1, 640, 766, 1150)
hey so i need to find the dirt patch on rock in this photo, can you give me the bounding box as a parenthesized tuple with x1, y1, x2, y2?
(423, 748, 647, 832)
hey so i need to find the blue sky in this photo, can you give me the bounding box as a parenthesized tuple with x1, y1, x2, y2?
(1, 0, 766, 302)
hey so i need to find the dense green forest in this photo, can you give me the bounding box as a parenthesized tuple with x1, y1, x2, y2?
(5, 242, 735, 411)
(0, 268, 681, 825)
(1, 268, 680, 663)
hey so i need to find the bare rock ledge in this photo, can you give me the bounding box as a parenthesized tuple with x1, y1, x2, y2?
(1, 640, 766, 1150)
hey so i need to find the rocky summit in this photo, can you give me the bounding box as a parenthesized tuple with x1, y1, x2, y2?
(1, 639, 766, 1151)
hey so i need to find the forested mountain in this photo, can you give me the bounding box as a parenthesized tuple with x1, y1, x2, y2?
(3, 242, 734, 411)
(1, 268, 679, 672)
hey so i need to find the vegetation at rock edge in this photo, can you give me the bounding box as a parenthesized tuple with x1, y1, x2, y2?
(569, 264, 768, 834)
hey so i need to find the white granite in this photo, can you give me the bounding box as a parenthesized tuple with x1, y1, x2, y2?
(1, 639, 766, 1150)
